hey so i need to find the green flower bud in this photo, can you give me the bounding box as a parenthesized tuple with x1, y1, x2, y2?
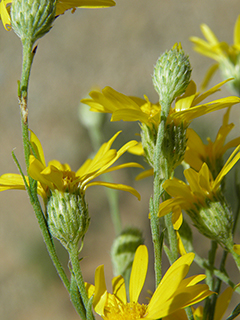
(11, 0, 56, 44)
(188, 195, 233, 247)
(47, 190, 90, 250)
(153, 44, 192, 112)
(111, 227, 144, 279)
(162, 121, 187, 172)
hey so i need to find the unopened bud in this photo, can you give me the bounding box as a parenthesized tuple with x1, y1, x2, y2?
(11, 0, 56, 44)
(153, 43, 192, 112)
(189, 196, 233, 247)
(47, 190, 90, 250)
(111, 227, 144, 278)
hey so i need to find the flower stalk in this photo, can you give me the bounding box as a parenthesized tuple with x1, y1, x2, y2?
(69, 243, 95, 320)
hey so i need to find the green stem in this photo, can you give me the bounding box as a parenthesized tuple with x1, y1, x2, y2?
(149, 110, 169, 287)
(17, 38, 76, 306)
(164, 212, 178, 263)
(226, 238, 240, 272)
(19, 39, 35, 167)
(194, 253, 240, 294)
(203, 241, 217, 320)
(208, 250, 229, 320)
(69, 244, 95, 320)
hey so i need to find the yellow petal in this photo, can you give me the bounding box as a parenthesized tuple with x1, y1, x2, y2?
(233, 244, 240, 255)
(41, 165, 65, 191)
(56, 0, 115, 15)
(200, 24, 219, 46)
(85, 181, 141, 200)
(214, 287, 233, 320)
(147, 253, 195, 316)
(172, 206, 183, 230)
(234, 15, 240, 46)
(0, 0, 11, 30)
(129, 245, 148, 303)
(214, 145, 240, 190)
(178, 274, 206, 288)
(30, 130, 46, 167)
(28, 156, 53, 189)
(85, 282, 95, 299)
(0, 173, 26, 191)
(200, 63, 219, 91)
(112, 275, 127, 304)
(93, 265, 107, 316)
(176, 231, 187, 255)
(135, 168, 154, 181)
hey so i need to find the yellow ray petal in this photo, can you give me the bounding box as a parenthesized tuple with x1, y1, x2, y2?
(112, 275, 127, 305)
(129, 245, 148, 303)
(214, 287, 233, 320)
(93, 265, 108, 316)
(0, 173, 26, 191)
(30, 130, 46, 167)
(85, 181, 141, 200)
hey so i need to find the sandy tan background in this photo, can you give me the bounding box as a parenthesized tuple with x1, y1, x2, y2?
(0, 0, 240, 319)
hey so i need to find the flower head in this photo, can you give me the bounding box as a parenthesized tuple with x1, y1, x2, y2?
(0, 0, 115, 30)
(184, 107, 240, 178)
(190, 16, 240, 94)
(0, 130, 142, 202)
(86, 245, 212, 319)
(159, 146, 240, 244)
(82, 80, 240, 130)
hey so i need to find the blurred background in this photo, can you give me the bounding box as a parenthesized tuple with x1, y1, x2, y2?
(0, 0, 240, 319)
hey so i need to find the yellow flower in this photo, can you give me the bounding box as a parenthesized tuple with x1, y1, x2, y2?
(0, 130, 142, 201)
(190, 16, 240, 93)
(158, 146, 240, 242)
(82, 86, 161, 131)
(86, 245, 212, 319)
(184, 107, 240, 177)
(164, 286, 233, 320)
(168, 79, 240, 127)
(0, 0, 115, 30)
(82, 80, 240, 129)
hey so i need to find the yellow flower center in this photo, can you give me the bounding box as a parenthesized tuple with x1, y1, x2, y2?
(105, 302, 147, 320)
(61, 170, 79, 192)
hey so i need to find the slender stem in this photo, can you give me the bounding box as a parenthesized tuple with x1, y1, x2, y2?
(70, 275, 86, 319)
(208, 250, 229, 320)
(18, 38, 72, 298)
(203, 241, 217, 320)
(149, 110, 169, 287)
(194, 253, 240, 294)
(69, 244, 95, 320)
(164, 212, 178, 263)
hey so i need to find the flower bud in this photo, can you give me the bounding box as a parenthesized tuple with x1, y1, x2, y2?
(47, 190, 90, 250)
(111, 227, 144, 278)
(153, 43, 192, 112)
(189, 196, 233, 247)
(11, 0, 56, 44)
